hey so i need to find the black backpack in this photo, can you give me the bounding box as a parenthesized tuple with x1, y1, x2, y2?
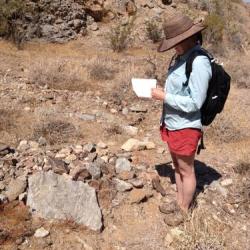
(185, 48, 231, 126)
(184, 48, 231, 154)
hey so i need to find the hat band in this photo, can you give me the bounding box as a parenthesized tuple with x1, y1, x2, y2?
(164, 22, 194, 39)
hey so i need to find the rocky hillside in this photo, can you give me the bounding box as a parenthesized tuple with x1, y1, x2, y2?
(0, 0, 250, 250)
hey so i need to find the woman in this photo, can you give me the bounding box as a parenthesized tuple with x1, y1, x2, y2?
(151, 14, 212, 221)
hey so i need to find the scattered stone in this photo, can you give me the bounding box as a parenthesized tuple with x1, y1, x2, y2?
(122, 126, 138, 136)
(143, 141, 156, 149)
(38, 137, 47, 146)
(70, 164, 91, 181)
(129, 105, 148, 113)
(221, 178, 233, 187)
(110, 108, 117, 114)
(24, 106, 31, 111)
(128, 189, 152, 204)
(121, 138, 155, 151)
(27, 171, 102, 231)
(152, 177, 166, 196)
(101, 155, 109, 163)
(113, 178, 133, 192)
(129, 178, 144, 188)
(222, 203, 236, 214)
(117, 171, 135, 181)
(157, 147, 165, 154)
(76, 113, 96, 121)
(121, 138, 146, 151)
(30, 141, 40, 150)
(164, 213, 184, 227)
(5, 176, 27, 202)
(72, 145, 83, 154)
(115, 158, 131, 173)
(45, 157, 69, 175)
(34, 227, 50, 238)
(17, 140, 30, 151)
(97, 142, 107, 149)
(209, 180, 228, 197)
(89, 22, 99, 31)
(135, 165, 147, 171)
(88, 179, 101, 190)
(83, 143, 96, 153)
(87, 163, 102, 179)
(55, 148, 72, 158)
(0, 194, 8, 204)
(64, 154, 77, 164)
(122, 107, 129, 115)
(15, 237, 24, 245)
(116, 152, 132, 159)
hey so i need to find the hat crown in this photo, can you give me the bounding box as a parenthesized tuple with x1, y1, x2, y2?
(163, 15, 194, 39)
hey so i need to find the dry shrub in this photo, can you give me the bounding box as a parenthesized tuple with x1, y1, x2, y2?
(233, 161, 250, 175)
(105, 124, 122, 136)
(228, 59, 250, 89)
(88, 58, 116, 81)
(0, 0, 28, 49)
(205, 112, 244, 144)
(107, 17, 135, 52)
(33, 120, 78, 145)
(145, 19, 162, 43)
(0, 109, 18, 132)
(172, 207, 225, 250)
(28, 59, 87, 92)
(204, 14, 225, 44)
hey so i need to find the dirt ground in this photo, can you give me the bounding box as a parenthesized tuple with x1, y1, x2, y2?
(0, 32, 250, 250)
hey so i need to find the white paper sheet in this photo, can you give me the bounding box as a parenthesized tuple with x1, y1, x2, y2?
(131, 78, 157, 98)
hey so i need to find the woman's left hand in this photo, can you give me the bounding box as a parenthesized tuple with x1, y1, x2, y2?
(151, 87, 165, 101)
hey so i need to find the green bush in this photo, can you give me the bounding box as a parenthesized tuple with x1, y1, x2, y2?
(145, 20, 162, 43)
(0, 0, 27, 48)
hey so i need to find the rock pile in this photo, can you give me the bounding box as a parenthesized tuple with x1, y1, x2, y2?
(0, 137, 156, 231)
(23, 0, 88, 42)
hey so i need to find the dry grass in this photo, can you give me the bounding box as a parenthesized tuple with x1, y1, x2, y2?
(228, 58, 250, 89)
(205, 112, 244, 144)
(172, 206, 226, 250)
(104, 124, 122, 136)
(33, 120, 79, 145)
(88, 57, 116, 81)
(28, 58, 88, 92)
(0, 109, 17, 132)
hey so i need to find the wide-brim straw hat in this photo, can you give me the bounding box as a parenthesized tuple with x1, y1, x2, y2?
(158, 14, 207, 52)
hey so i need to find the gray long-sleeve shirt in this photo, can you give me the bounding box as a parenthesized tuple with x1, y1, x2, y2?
(162, 45, 212, 130)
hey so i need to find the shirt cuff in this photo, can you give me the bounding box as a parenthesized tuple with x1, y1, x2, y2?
(164, 93, 174, 106)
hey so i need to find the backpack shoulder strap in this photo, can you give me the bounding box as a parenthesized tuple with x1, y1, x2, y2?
(168, 53, 178, 71)
(185, 48, 212, 86)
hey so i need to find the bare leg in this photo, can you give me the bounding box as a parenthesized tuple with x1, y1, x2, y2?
(170, 152, 183, 207)
(175, 154, 196, 213)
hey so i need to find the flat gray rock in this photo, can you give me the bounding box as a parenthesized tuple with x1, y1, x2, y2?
(27, 171, 102, 231)
(115, 157, 131, 173)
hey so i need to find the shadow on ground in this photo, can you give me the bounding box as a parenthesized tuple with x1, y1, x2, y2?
(155, 160, 222, 194)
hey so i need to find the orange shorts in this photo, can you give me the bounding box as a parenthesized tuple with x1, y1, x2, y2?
(160, 126, 201, 156)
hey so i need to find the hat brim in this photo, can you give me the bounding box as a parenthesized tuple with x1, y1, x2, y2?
(158, 23, 207, 52)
